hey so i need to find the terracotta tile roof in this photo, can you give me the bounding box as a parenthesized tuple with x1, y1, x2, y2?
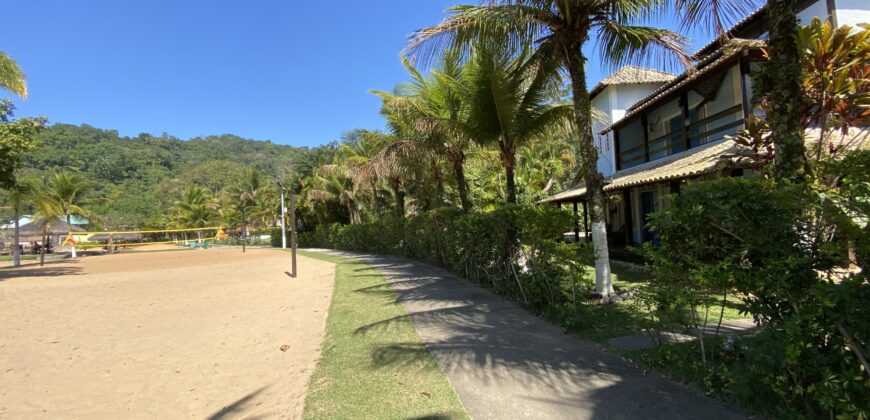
(542, 128, 870, 204)
(691, 6, 767, 59)
(541, 139, 740, 203)
(589, 66, 675, 99)
(600, 38, 766, 135)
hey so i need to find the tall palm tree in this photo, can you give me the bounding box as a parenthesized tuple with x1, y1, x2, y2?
(406, 0, 688, 296)
(170, 186, 219, 241)
(31, 185, 64, 266)
(45, 172, 96, 258)
(458, 43, 571, 205)
(373, 53, 476, 211)
(228, 168, 263, 252)
(3, 179, 34, 267)
(0, 52, 27, 98)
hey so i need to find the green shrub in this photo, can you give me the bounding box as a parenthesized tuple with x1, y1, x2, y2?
(299, 205, 592, 313)
(644, 176, 869, 418)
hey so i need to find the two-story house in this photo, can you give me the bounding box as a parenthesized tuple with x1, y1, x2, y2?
(545, 0, 870, 245)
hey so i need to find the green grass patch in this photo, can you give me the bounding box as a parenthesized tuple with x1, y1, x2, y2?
(299, 250, 468, 420)
(0, 255, 38, 261)
(564, 262, 748, 342)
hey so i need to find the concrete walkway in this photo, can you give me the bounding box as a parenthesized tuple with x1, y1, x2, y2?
(311, 250, 746, 420)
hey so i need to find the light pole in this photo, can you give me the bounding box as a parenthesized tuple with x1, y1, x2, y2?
(275, 175, 288, 250)
(290, 191, 297, 277)
(280, 188, 287, 249)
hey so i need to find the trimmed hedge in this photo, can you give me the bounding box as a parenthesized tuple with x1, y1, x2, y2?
(299, 205, 592, 312)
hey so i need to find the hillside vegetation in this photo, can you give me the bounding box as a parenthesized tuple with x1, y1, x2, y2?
(21, 124, 308, 227)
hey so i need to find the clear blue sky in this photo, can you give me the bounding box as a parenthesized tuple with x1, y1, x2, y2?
(1, 1, 716, 147)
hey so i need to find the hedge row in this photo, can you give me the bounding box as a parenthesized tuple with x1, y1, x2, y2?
(298, 205, 592, 312)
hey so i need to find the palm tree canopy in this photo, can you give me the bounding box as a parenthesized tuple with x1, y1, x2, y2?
(44, 172, 99, 224)
(406, 0, 690, 72)
(0, 52, 27, 99)
(459, 43, 572, 153)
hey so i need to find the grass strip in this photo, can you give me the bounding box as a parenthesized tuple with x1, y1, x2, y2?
(299, 250, 468, 420)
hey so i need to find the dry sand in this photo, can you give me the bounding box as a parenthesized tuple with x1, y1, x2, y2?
(0, 246, 335, 419)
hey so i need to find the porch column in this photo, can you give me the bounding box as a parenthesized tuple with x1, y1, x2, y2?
(572, 200, 580, 242)
(623, 189, 634, 245)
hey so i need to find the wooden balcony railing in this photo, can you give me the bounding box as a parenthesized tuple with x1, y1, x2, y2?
(617, 104, 744, 170)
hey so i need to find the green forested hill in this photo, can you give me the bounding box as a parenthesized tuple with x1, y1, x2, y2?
(23, 123, 308, 228)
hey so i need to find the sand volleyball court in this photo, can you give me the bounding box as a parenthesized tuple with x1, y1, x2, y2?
(0, 246, 335, 419)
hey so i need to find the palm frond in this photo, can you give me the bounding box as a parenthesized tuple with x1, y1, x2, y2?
(594, 21, 690, 72)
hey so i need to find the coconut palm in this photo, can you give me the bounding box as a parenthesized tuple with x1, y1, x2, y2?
(170, 186, 220, 242)
(406, 0, 689, 296)
(227, 168, 263, 252)
(31, 185, 64, 266)
(0, 52, 27, 99)
(373, 53, 476, 211)
(458, 43, 571, 205)
(2, 179, 34, 267)
(44, 172, 97, 258)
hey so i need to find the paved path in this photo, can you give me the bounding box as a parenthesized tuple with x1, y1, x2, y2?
(311, 250, 745, 420)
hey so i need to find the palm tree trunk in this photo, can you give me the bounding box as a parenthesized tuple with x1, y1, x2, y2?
(431, 157, 444, 208)
(370, 181, 381, 216)
(566, 46, 613, 297)
(764, 0, 807, 181)
(12, 206, 20, 267)
(500, 146, 517, 205)
(391, 178, 405, 217)
(450, 152, 472, 211)
(241, 209, 247, 253)
(39, 230, 46, 266)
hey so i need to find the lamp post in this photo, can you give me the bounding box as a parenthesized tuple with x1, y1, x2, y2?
(275, 175, 288, 250)
(280, 188, 287, 250)
(290, 191, 297, 278)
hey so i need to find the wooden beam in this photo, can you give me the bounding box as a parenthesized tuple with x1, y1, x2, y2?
(640, 114, 650, 163)
(573, 201, 580, 242)
(680, 91, 691, 151)
(623, 190, 633, 245)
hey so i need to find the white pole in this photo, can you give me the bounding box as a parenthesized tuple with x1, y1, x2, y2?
(280, 189, 287, 249)
(290, 192, 297, 277)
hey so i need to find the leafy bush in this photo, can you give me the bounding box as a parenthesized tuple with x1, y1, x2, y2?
(299, 205, 592, 313)
(643, 176, 869, 418)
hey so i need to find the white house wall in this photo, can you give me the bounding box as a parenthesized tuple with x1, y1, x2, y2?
(593, 83, 665, 176)
(592, 89, 614, 176)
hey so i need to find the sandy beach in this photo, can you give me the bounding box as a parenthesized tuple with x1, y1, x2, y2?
(0, 246, 335, 419)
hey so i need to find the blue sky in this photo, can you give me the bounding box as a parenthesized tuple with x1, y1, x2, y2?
(2, 1, 717, 147)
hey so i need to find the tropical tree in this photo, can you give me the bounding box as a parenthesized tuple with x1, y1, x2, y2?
(406, 0, 688, 296)
(762, 0, 807, 181)
(44, 172, 96, 258)
(0, 52, 27, 98)
(798, 18, 870, 162)
(227, 167, 263, 252)
(0, 101, 46, 189)
(373, 53, 476, 211)
(169, 186, 219, 241)
(2, 179, 34, 267)
(31, 185, 64, 266)
(459, 43, 571, 205)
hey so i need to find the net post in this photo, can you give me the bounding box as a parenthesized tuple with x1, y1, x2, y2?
(290, 192, 297, 278)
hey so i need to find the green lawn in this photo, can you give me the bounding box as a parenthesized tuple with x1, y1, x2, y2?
(299, 250, 468, 420)
(568, 261, 749, 343)
(0, 255, 38, 261)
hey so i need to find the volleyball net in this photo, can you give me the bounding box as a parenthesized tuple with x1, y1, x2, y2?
(69, 227, 228, 250)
